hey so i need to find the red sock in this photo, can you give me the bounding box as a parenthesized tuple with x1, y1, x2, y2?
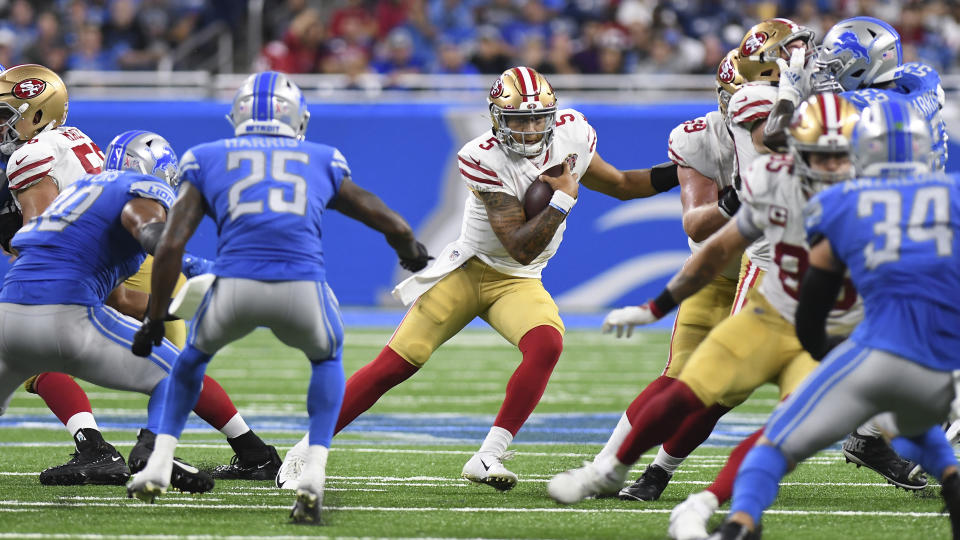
(616, 380, 705, 465)
(663, 403, 731, 458)
(626, 375, 675, 422)
(192, 375, 238, 430)
(34, 373, 92, 425)
(493, 325, 562, 435)
(335, 346, 419, 434)
(707, 427, 764, 504)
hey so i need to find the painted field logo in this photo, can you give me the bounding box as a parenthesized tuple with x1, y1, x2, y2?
(12, 79, 46, 99)
(741, 32, 768, 56)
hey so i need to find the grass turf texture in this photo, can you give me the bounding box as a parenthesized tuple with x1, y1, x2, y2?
(0, 328, 952, 539)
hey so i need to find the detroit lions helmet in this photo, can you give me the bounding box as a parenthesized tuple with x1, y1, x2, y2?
(737, 18, 815, 84)
(0, 64, 69, 155)
(104, 130, 179, 188)
(488, 66, 557, 157)
(716, 49, 745, 116)
(788, 93, 860, 195)
(816, 17, 902, 92)
(851, 100, 933, 177)
(227, 71, 310, 139)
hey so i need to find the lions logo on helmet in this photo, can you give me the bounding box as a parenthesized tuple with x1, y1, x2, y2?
(816, 17, 902, 92)
(787, 93, 860, 195)
(736, 18, 815, 84)
(851, 100, 933, 177)
(104, 130, 180, 188)
(488, 67, 557, 157)
(227, 71, 310, 140)
(0, 64, 68, 155)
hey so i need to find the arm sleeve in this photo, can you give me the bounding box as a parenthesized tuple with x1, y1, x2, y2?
(795, 264, 845, 360)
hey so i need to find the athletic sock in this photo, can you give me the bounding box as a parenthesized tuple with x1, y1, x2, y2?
(892, 425, 958, 479)
(159, 345, 212, 438)
(478, 426, 513, 456)
(193, 375, 238, 431)
(595, 412, 631, 463)
(707, 427, 764, 503)
(729, 444, 788, 525)
(651, 447, 685, 475)
(493, 325, 562, 435)
(626, 375, 674, 421)
(616, 380, 705, 465)
(335, 346, 418, 434)
(35, 373, 96, 431)
(308, 356, 346, 448)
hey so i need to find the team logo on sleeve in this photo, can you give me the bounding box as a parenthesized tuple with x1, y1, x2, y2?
(769, 205, 788, 226)
(741, 32, 768, 56)
(13, 79, 47, 99)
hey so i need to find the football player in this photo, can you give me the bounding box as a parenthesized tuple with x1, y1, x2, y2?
(0, 131, 279, 493)
(125, 72, 430, 524)
(547, 94, 863, 511)
(709, 100, 960, 540)
(273, 65, 683, 493)
(0, 65, 281, 485)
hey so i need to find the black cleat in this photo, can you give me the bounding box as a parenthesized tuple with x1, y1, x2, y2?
(941, 471, 960, 540)
(210, 445, 282, 480)
(290, 488, 323, 525)
(842, 432, 928, 490)
(40, 429, 130, 486)
(618, 463, 672, 501)
(707, 521, 762, 540)
(127, 427, 213, 494)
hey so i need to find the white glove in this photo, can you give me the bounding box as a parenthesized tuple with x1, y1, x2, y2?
(602, 304, 659, 338)
(776, 48, 815, 107)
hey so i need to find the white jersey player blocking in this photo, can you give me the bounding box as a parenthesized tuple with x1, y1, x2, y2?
(6, 126, 104, 202)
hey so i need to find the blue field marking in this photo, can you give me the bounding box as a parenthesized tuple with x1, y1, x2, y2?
(0, 411, 780, 447)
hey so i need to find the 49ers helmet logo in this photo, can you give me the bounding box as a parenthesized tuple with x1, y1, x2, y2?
(13, 79, 46, 99)
(741, 32, 768, 56)
(718, 58, 736, 83)
(489, 78, 504, 99)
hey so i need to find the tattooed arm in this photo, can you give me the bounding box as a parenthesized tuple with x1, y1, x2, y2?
(478, 191, 570, 266)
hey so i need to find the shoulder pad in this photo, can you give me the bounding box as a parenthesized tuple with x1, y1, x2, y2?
(668, 117, 715, 170)
(729, 85, 778, 126)
(6, 138, 56, 191)
(457, 150, 504, 191)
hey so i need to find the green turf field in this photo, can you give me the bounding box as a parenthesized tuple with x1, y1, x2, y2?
(0, 328, 952, 539)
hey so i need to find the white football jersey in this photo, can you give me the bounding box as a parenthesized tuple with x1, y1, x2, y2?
(456, 108, 597, 278)
(727, 83, 779, 271)
(740, 154, 862, 334)
(6, 126, 104, 200)
(667, 110, 740, 279)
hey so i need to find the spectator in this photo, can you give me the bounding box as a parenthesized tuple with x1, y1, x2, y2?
(262, 8, 327, 73)
(23, 11, 68, 74)
(432, 37, 478, 74)
(68, 24, 115, 71)
(470, 25, 512, 74)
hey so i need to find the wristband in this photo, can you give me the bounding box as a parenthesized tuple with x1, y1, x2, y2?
(649, 289, 678, 318)
(549, 190, 576, 215)
(650, 162, 680, 193)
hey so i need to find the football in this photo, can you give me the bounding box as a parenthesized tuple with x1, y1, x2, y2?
(523, 164, 563, 218)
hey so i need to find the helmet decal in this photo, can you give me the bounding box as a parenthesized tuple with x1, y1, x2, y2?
(833, 32, 872, 63)
(489, 78, 504, 99)
(13, 79, 46, 99)
(741, 32, 768, 56)
(718, 58, 736, 83)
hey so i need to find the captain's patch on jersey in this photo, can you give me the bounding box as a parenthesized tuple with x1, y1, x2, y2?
(769, 205, 788, 226)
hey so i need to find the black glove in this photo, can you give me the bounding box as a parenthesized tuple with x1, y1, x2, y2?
(717, 185, 741, 218)
(399, 241, 433, 272)
(132, 316, 165, 357)
(0, 207, 22, 253)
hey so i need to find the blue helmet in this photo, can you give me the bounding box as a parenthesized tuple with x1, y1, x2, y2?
(851, 100, 933, 176)
(104, 130, 179, 188)
(816, 17, 902, 92)
(227, 71, 310, 139)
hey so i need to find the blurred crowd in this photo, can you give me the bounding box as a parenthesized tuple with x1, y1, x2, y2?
(3, 0, 959, 79)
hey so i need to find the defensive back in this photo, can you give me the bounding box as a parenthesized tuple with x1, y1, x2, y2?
(178, 136, 349, 282)
(3, 170, 174, 305)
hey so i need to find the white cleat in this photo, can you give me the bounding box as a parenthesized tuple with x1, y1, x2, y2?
(668, 490, 719, 540)
(126, 453, 173, 503)
(276, 435, 309, 490)
(461, 451, 518, 491)
(547, 461, 625, 504)
(290, 487, 323, 525)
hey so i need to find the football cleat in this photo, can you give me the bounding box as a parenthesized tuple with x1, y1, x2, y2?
(706, 521, 761, 540)
(127, 428, 213, 494)
(290, 487, 323, 525)
(461, 451, 518, 491)
(842, 432, 928, 490)
(669, 491, 720, 540)
(210, 445, 282, 480)
(547, 461, 626, 504)
(619, 463, 673, 501)
(940, 471, 960, 540)
(39, 439, 130, 486)
(276, 436, 309, 490)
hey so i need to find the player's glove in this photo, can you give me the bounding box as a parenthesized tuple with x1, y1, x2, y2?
(717, 185, 741, 218)
(399, 241, 433, 272)
(0, 208, 21, 254)
(602, 304, 659, 338)
(776, 47, 815, 107)
(132, 316, 165, 357)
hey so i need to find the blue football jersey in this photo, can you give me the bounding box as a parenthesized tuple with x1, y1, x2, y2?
(178, 135, 348, 281)
(805, 173, 960, 370)
(843, 63, 947, 170)
(0, 171, 175, 306)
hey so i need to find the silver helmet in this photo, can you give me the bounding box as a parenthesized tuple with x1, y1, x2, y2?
(851, 100, 933, 177)
(815, 17, 902, 92)
(104, 130, 179, 188)
(227, 71, 310, 139)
